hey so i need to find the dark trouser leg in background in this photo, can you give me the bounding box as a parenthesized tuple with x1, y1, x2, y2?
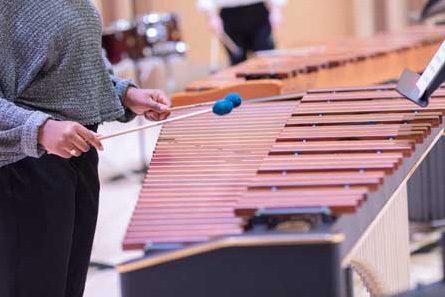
(220, 17, 248, 65)
(0, 149, 99, 297)
(220, 2, 275, 66)
(252, 21, 275, 53)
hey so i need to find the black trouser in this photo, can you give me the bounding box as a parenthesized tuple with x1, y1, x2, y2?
(0, 142, 100, 297)
(220, 2, 275, 65)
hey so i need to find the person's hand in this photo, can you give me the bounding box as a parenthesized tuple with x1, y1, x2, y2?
(207, 11, 224, 35)
(38, 120, 103, 158)
(123, 87, 171, 121)
(269, 5, 284, 29)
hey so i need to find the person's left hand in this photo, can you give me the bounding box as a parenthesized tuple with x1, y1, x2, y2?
(123, 87, 171, 121)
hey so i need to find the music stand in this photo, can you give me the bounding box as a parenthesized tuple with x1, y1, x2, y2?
(396, 39, 445, 107)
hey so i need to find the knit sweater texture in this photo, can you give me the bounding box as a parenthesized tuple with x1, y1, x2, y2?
(0, 0, 136, 167)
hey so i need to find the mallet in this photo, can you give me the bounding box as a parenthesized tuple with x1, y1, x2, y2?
(169, 93, 242, 111)
(98, 94, 243, 141)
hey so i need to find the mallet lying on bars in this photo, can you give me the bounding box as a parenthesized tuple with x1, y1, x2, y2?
(98, 93, 243, 141)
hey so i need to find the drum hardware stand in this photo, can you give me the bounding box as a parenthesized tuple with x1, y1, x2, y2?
(397, 38, 445, 107)
(162, 55, 177, 95)
(101, 62, 152, 181)
(127, 0, 153, 174)
(126, 0, 185, 174)
(102, 7, 186, 180)
(128, 54, 185, 175)
(133, 60, 150, 174)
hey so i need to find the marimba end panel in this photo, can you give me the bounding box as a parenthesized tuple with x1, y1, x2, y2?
(120, 239, 343, 297)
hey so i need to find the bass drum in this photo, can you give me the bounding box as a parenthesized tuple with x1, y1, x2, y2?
(102, 19, 145, 64)
(102, 13, 186, 64)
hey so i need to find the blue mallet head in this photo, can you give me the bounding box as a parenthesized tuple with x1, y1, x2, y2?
(212, 99, 234, 115)
(224, 93, 242, 108)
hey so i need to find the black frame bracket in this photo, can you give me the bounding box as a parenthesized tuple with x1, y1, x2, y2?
(396, 40, 445, 107)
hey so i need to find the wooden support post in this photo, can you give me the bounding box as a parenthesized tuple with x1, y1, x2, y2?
(353, 0, 376, 38)
(385, 0, 409, 31)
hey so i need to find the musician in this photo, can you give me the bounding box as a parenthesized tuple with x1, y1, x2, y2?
(0, 1, 170, 297)
(197, 0, 287, 65)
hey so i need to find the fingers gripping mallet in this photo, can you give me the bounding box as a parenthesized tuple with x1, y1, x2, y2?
(99, 94, 243, 141)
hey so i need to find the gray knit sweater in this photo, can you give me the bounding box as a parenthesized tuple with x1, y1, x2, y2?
(0, 0, 136, 167)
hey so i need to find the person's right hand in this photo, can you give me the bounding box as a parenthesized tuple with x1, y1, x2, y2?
(207, 12, 224, 35)
(38, 119, 104, 158)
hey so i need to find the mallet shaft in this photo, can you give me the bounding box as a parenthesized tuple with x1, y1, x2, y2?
(220, 32, 242, 56)
(99, 108, 212, 141)
(170, 101, 214, 111)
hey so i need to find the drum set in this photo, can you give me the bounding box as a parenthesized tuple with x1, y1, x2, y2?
(102, 12, 186, 65)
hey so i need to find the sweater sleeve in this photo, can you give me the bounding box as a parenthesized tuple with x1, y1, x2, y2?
(102, 51, 138, 123)
(0, 90, 52, 159)
(0, 6, 53, 161)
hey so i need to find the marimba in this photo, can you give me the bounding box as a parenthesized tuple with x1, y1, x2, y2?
(171, 25, 445, 107)
(118, 85, 445, 297)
